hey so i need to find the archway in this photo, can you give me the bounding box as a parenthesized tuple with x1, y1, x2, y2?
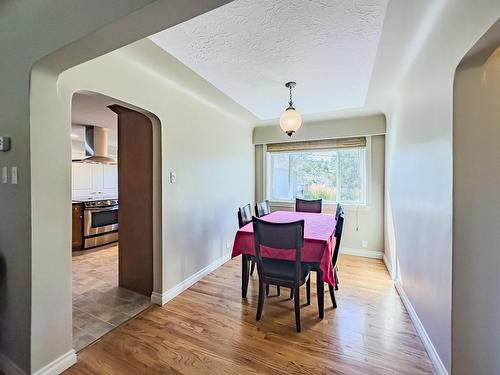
(453, 18, 500, 374)
(70, 91, 163, 352)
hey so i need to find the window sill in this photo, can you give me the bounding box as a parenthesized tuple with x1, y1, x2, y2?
(268, 200, 371, 212)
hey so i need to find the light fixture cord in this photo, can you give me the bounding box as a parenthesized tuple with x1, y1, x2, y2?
(289, 85, 293, 107)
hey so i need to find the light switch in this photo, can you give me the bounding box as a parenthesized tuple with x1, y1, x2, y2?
(169, 171, 176, 184)
(1, 167, 7, 183)
(11, 166, 17, 184)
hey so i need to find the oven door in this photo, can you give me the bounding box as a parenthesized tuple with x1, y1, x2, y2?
(84, 206, 119, 237)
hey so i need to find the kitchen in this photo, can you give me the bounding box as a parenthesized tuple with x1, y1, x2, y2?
(70, 93, 152, 352)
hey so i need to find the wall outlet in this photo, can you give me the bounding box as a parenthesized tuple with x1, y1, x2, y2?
(169, 171, 176, 184)
(362, 240, 368, 249)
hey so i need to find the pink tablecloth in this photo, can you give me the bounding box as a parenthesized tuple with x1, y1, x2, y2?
(232, 211, 337, 286)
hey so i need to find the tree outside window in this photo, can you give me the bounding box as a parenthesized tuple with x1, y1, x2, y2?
(268, 148, 366, 204)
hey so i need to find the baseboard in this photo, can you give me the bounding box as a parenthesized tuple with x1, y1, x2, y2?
(0, 352, 27, 375)
(32, 349, 76, 375)
(150, 291, 164, 305)
(340, 247, 383, 259)
(394, 282, 448, 375)
(383, 253, 394, 280)
(151, 252, 232, 305)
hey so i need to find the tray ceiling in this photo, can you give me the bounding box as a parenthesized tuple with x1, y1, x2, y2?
(150, 0, 388, 120)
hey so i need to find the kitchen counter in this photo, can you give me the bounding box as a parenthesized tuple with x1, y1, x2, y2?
(72, 197, 118, 204)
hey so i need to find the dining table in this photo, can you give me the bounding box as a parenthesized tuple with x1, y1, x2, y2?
(232, 210, 337, 300)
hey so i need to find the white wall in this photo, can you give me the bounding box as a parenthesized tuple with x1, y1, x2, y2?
(0, 1, 155, 372)
(254, 116, 385, 256)
(253, 114, 386, 144)
(382, 2, 500, 373)
(31, 36, 254, 373)
(59, 39, 255, 290)
(0, 1, 234, 373)
(453, 28, 500, 374)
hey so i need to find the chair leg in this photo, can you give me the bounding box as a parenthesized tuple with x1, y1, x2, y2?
(306, 277, 311, 305)
(250, 260, 256, 276)
(266, 283, 270, 296)
(290, 288, 294, 300)
(277, 285, 281, 296)
(334, 266, 339, 291)
(242, 255, 249, 298)
(294, 286, 301, 332)
(328, 284, 337, 309)
(256, 281, 265, 321)
(316, 271, 324, 319)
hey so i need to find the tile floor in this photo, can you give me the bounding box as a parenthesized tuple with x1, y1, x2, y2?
(72, 244, 151, 351)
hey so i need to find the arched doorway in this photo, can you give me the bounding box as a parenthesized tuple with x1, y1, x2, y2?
(70, 92, 163, 352)
(453, 18, 500, 374)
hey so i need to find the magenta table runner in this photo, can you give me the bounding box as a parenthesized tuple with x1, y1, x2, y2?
(232, 211, 337, 286)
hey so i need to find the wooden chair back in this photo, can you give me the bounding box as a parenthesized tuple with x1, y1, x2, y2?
(295, 198, 322, 213)
(237, 204, 252, 228)
(335, 203, 343, 219)
(255, 200, 271, 218)
(252, 217, 304, 283)
(331, 208, 345, 268)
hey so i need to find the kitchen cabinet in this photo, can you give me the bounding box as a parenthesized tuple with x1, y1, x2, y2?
(71, 125, 86, 160)
(102, 164, 118, 196)
(72, 162, 118, 199)
(72, 163, 92, 193)
(91, 164, 104, 195)
(72, 203, 84, 251)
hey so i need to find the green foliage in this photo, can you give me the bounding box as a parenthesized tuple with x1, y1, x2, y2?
(270, 148, 364, 203)
(303, 183, 337, 201)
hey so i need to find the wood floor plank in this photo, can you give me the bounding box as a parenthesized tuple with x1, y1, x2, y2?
(65, 255, 435, 374)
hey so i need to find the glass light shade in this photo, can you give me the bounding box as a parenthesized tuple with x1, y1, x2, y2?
(279, 107, 302, 136)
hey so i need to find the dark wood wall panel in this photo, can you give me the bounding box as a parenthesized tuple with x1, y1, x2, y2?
(109, 105, 153, 296)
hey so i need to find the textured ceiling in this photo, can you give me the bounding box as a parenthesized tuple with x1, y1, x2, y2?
(150, 0, 388, 120)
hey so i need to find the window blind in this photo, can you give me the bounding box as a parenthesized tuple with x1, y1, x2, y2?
(267, 137, 366, 153)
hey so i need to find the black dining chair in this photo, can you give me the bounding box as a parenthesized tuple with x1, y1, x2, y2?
(255, 200, 280, 296)
(237, 204, 252, 228)
(335, 203, 343, 219)
(295, 198, 322, 213)
(333, 204, 343, 289)
(252, 217, 313, 332)
(255, 200, 271, 218)
(288, 197, 322, 299)
(306, 208, 345, 317)
(238, 204, 256, 276)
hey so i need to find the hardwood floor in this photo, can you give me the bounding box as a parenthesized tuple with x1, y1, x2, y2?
(65, 255, 435, 374)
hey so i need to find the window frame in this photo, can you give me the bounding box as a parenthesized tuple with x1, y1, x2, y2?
(264, 137, 371, 208)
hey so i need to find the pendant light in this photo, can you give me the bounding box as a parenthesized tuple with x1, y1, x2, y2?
(279, 81, 302, 136)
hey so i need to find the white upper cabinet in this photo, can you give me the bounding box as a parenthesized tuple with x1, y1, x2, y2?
(72, 163, 92, 191)
(71, 125, 86, 160)
(102, 164, 118, 195)
(91, 164, 104, 194)
(72, 162, 118, 200)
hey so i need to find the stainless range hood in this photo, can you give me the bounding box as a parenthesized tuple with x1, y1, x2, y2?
(73, 125, 116, 165)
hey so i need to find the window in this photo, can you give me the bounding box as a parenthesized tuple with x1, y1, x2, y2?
(267, 145, 367, 205)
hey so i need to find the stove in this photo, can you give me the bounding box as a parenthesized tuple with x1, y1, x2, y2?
(83, 199, 119, 209)
(82, 199, 119, 249)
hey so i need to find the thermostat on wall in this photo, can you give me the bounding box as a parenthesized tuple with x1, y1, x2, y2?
(0, 137, 11, 151)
